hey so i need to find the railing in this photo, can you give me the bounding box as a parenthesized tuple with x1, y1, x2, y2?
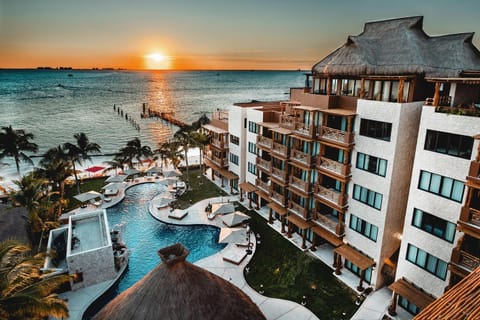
(271, 167, 288, 182)
(293, 122, 316, 139)
(456, 250, 480, 271)
(425, 95, 451, 107)
(256, 158, 271, 172)
(288, 201, 309, 218)
(289, 176, 310, 193)
(207, 153, 228, 168)
(318, 126, 354, 145)
(314, 184, 347, 207)
(271, 190, 286, 205)
(315, 213, 338, 234)
(272, 142, 288, 157)
(256, 178, 270, 194)
(257, 136, 273, 149)
(210, 139, 227, 149)
(280, 114, 295, 129)
(460, 207, 480, 228)
(291, 149, 314, 166)
(317, 156, 350, 177)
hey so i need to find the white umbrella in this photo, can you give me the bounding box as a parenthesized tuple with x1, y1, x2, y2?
(105, 174, 128, 183)
(211, 203, 235, 216)
(74, 191, 102, 203)
(124, 168, 141, 176)
(146, 166, 163, 174)
(218, 227, 247, 244)
(155, 196, 173, 208)
(101, 182, 123, 190)
(163, 169, 182, 178)
(221, 211, 250, 227)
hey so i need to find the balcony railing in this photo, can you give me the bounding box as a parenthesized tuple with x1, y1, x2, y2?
(452, 248, 480, 272)
(291, 149, 314, 167)
(257, 136, 273, 149)
(460, 207, 480, 228)
(315, 213, 338, 234)
(272, 142, 288, 158)
(289, 176, 311, 194)
(206, 152, 228, 168)
(314, 184, 347, 207)
(317, 156, 350, 177)
(271, 167, 288, 182)
(318, 126, 354, 145)
(211, 139, 227, 150)
(256, 178, 271, 194)
(293, 122, 316, 139)
(256, 158, 271, 172)
(280, 114, 295, 129)
(271, 190, 286, 205)
(288, 201, 309, 219)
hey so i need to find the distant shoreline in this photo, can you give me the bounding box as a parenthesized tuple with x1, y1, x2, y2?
(0, 68, 309, 72)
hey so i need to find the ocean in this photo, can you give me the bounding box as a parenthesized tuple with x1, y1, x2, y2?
(0, 69, 305, 181)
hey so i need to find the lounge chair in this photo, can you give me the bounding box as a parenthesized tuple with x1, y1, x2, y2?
(222, 249, 247, 265)
(168, 210, 188, 220)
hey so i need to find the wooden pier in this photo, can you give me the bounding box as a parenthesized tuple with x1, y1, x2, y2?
(141, 106, 187, 128)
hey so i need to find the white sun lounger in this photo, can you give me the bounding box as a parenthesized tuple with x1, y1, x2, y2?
(222, 248, 248, 265)
(168, 210, 188, 220)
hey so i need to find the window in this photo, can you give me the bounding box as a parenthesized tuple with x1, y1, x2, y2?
(353, 184, 383, 210)
(418, 170, 465, 203)
(356, 152, 387, 177)
(230, 135, 239, 145)
(412, 208, 456, 242)
(229, 153, 239, 165)
(248, 121, 258, 133)
(345, 260, 372, 284)
(248, 162, 257, 175)
(406, 244, 448, 280)
(359, 118, 392, 141)
(349, 214, 378, 241)
(424, 130, 473, 159)
(248, 142, 258, 155)
(398, 296, 420, 315)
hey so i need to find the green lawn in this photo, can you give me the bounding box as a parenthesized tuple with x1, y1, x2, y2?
(239, 206, 359, 319)
(64, 177, 107, 210)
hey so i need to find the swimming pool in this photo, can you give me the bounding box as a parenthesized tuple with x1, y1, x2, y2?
(83, 183, 225, 318)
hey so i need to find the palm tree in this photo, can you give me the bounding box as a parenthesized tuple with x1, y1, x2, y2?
(154, 142, 170, 169)
(174, 127, 195, 188)
(118, 138, 153, 168)
(163, 141, 184, 170)
(103, 157, 126, 175)
(0, 240, 70, 319)
(64, 132, 101, 194)
(38, 145, 73, 201)
(191, 130, 210, 180)
(0, 125, 38, 175)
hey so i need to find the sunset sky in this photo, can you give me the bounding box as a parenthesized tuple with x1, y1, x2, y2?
(1, 0, 480, 70)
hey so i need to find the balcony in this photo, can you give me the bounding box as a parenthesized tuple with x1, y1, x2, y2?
(280, 114, 295, 129)
(290, 149, 315, 167)
(206, 152, 228, 168)
(458, 207, 480, 236)
(468, 161, 480, 180)
(451, 248, 480, 273)
(314, 184, 347, 208)
(257, 136, 273, 149)
(256, 178, 271, 194)
(318, 126, 354, 145)
(289, 176, 311, 194)
(272, 142, 289, 158)
(271, 190, 287, 206)
(290, 88, 339, 108)
(256, 158, 271, 172)
(271, 167, 288, 183)
(210, 139, 227, 150)
(317, 156, 350, 177)
(288, 201, 309, 219)
(293, 122, 316, 139)
(315, 213, 344, 236)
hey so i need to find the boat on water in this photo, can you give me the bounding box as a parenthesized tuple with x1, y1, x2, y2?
(43, 209, 128, 292)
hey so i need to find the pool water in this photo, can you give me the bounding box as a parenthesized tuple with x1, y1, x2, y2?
(83, 183, 225, 318)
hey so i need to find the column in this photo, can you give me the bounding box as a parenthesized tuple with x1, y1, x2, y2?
(397, 78, 405, 103)
(268, 208, 273, 224)
(240, 188, 244, 202)
(310, 233, 317, 251)
(433, 82, 440, 106)
(357, 270, 365, 292)
(360, 78, 365, 99)
(281, 216, 286, 233)
(327, 76, 332, 95)
(248, 193, 252, 209)
(287, 222, 292, 238)
(301, 228, 307, 249)
(388, 292, 398, 316)
(335, 254, 342, 275)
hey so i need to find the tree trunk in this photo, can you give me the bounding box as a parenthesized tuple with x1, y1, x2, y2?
(72, 161, 80, 194)
(184, 149, 190, 189)
(15, 156, 21, 176)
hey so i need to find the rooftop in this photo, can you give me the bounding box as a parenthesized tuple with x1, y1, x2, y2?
(69, 210, 110, 255)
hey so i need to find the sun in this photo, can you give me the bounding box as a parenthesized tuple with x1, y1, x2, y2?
(144, 52, 171, 70)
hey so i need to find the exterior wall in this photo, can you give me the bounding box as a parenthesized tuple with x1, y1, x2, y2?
(228, 105, 245, 181)
(346, 99, 423, 288)
(67, 245, 116, 290)
(396, 106, 480, 297)
(245, 108, 264, 185)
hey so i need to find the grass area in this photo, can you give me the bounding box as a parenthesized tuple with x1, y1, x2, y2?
(64, 177, 107, 211)
(174, 168, 228, 209)
(239, 206, 359, 319)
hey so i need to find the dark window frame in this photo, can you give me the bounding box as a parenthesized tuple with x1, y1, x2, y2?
(406, 244, 448, 280)
(359, 118, 392, 141)
(356, 152, 387, 177)
(411, 208, 456, 243)
(418, 170, 465, 203)
(424, 129, 473, 159)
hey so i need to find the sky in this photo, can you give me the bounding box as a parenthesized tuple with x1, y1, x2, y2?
(1, 0, 480, 70)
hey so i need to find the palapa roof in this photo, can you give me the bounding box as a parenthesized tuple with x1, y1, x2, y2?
(313, 16, 480, 78)
(93, 243, 265, 320)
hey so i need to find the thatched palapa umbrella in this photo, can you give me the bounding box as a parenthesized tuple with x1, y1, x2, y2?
(93, 243, 265, 320)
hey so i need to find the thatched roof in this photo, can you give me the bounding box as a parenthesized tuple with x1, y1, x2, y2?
(313, 16, 480, 77)
(93, 243, 265, 320)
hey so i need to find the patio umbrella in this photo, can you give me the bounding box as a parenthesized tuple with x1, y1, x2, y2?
(146, 166, 163, 174)
(155, 196, 173, 208)
(124, 168, 141, 176)
(163, 169, 182, 178)
(93, 243, 265, 320)
(218, 227, 247, 244)
(211, 203, 235, 216)
(105, 174, 128, 183)
(221, 211, 250, 227)
(74, 190, 102, 203)
(85, 165, 105, 173)
(101, 182, 124, 190)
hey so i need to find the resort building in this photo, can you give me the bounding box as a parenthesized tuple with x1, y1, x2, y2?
(202, 16, 480, 318)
